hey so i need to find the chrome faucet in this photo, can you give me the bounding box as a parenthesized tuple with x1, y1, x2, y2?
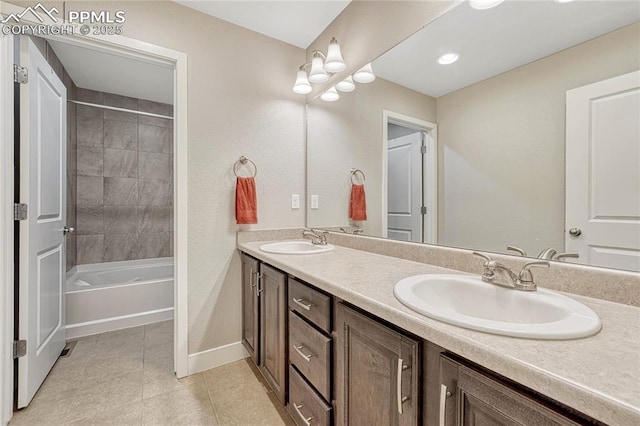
(473, 252, 550, 291)
(302, 228, 328, 245)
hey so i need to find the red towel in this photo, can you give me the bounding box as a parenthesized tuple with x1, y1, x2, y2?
(236, 177, 257, 224)
(349, 184, 367, 221)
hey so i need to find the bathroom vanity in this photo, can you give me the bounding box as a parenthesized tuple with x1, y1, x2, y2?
(238, 234, 640, 425)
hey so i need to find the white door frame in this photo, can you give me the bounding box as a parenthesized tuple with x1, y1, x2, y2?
(0, 3, 189, 423)
(382, 110, 438, 244)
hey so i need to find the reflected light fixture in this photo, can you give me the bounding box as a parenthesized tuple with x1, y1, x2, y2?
(438, 52, 459, 65)
(469, 0, 504, 10)
(353, 63, 376, 83)
(321, 87, 340, 102)
(292, 68, 312, 94)
(336, 76, 356, 92)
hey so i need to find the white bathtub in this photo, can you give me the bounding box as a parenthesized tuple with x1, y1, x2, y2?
(66, 258, 174, 339)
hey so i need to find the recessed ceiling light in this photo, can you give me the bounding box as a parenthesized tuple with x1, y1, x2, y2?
(554, 0, 575, 3)
(469, 0, 505, 10)
(438, 53, 459, 65)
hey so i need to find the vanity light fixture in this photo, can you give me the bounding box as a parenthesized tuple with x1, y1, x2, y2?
(352, 63, 376, 83)
(292, 37, 346, 93)
(308, 52, 330, 84)
(438, 52, 459, 65)
(292, 68, 313, 94)
(336, 76, 356, 92)
(469, 0, 505, 10)
(324, 38, 347, 73)
(321, 87, 340, 102)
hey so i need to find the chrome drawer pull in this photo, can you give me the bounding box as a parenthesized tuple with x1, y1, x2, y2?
(439, 384, 452, 426)
(293, 403, 314, 426)
(397, 358, 410, 414)
(250, 270, 257, 288)
(293, 344, 314, 362)
(293, 298, 313, 311)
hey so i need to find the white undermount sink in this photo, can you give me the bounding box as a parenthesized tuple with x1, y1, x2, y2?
(260, 240, 334, 255)
(394, 274, 601, 339)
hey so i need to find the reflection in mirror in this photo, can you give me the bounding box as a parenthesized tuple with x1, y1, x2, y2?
(306, 0, 640, 272)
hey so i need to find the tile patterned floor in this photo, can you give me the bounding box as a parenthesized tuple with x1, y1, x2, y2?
(10, 321, 294, 426)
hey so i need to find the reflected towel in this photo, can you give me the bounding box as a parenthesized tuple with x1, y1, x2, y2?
(236, 177, 257, 224)
(349, 184, 367, 221)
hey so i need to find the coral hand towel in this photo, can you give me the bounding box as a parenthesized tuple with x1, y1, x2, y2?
(236, 177, 258, 224)
(349, 184, 367, 221)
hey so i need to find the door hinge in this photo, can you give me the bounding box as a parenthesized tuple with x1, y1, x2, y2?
(420, 145, 427, 155)
(14, 203, 28, 221)
(13, 65, 28, 84)
(13, 340, 27, 359)
(421, 206, 427, 215)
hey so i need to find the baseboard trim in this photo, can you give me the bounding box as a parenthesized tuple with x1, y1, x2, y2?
(188, 341, 249, 375)
(65, 308, 174, 339)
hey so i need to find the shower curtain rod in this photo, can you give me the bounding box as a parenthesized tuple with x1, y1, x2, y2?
(67, 100, 174, 120)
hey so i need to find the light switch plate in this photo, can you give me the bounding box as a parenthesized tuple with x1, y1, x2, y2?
(311, 195, 319, 209)
(291, 194, 300, 209)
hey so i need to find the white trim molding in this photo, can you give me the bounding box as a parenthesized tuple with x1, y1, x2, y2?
(188, 342, 250, 375)
(66, 308, 174, 340)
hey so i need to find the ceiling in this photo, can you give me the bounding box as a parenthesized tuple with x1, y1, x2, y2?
(373, 0, 640, 98)
(173, 0, 350, 48)
(48, 41, 174, 104)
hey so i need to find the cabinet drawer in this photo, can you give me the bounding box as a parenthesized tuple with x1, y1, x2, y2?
(288, 365, 331, 426)
(289, 311, 331, 400)
(288, 278, 331, 333)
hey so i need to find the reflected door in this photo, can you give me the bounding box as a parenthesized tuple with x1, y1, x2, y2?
(17, 37, 67, 407)
(387, 132, 423, 242)
(565, 70, 640, 272)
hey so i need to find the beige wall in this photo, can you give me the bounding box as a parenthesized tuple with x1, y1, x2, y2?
(51, 1, 307, 354)
(307, 77, 436, 235)
(436, 22, 640, 256)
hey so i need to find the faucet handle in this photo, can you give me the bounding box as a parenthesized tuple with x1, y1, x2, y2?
(507, 246, 527, 256)
(473, 252, 493, 264)
(518, 261, 549, 283)
(554, 252, 579, 261)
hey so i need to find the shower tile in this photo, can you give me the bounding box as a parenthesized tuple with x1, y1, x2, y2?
(76, 88, 104, 104)
(104, 177, 138, 206)
(138, 124, 171, 153)
(139, 179, 171, 206)
(76, 104, 103, 119)
(138, 100, 173, 117)
(139, 114, 172, 128)
(77, 235, 104, 264)
(139, 152, 170, 181)
(77, 176, 103, 206)
(104, 233, 138, 262)
(77, 116, 103, 147)
(138, 206, 170, 233)
(104, 93, 138, 110)
(104, 206, 138, 234)
(104, 120, 138, 150)
(66, 178, 77, 220)
(76, 206, 104, 235)
(104, 148, 137, 178)
(76, 146, 104, 177)
(136, 232, 170, 259)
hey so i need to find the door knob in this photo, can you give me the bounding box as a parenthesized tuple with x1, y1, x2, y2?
(568, 227, 582, 237)
(63, 226, 75, 235)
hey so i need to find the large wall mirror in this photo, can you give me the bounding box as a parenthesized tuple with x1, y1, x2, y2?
(306, 0, 640, 272)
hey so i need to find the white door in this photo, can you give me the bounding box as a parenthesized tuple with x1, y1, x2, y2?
(387, 132, 423, 242)
(17, 37, 67, 407)
(566, 70, 640, 272)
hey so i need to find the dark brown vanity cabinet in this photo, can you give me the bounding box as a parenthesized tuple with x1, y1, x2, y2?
(334, 303, 420, 426)
(241, 253, 260, 363)
(438, 355, 584, 426)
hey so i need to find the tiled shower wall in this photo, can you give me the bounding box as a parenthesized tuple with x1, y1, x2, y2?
(74, 89, 174, 265)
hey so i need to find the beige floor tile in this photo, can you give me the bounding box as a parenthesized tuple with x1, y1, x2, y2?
(143, 365, 200, 400)
(203, 360, 288, 426)
(84, 350, 144, 380)
(68, 400, 143, 426)
(141, 377, 218, 425)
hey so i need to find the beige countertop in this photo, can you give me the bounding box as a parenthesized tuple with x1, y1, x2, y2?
(238, 240, 640, 426)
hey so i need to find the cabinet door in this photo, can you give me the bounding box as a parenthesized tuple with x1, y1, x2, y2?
(439, 356, 582, 426)
(241, 253, 260, 364)
(335, 303, 419, 426)
(260, 263, 288, 404)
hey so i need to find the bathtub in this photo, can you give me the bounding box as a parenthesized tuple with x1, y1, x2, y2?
(65, 258, 174, 339)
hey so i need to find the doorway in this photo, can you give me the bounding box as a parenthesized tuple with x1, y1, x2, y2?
(383, 111, 437, 244)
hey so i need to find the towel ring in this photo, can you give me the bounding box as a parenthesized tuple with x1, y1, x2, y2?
(234, 156, 257, 178)
(350, 168, 366, 184)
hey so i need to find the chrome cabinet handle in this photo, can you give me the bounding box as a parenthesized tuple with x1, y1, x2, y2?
(439, 384, 452, 426)
(396, 358, 409, 414)
(293, 403, 314, 426)
(293, 344, 314, 362)
(293, 298, 312, 311)
(249, 270, 257, 288)
(256, 273, 263, 295)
